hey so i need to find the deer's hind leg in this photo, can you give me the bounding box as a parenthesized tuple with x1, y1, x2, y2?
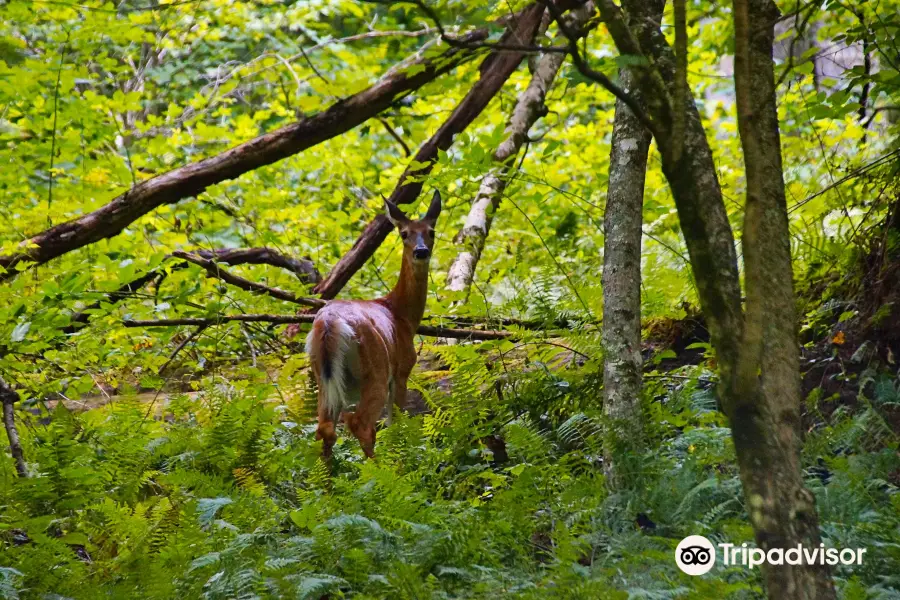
(344, 331, 392, 458)
(315, 385, 337, 459)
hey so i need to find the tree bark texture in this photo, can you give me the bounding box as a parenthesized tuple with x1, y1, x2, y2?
(0, 377, 27, 478)
(600, 1, 663, 464)
(445, 4, 595, 297)
(598, 1, 836, 595)
(0, 32, 489, 283)
(731, 0, 835, 596)
(611, 0, 744, 391)
(313, 3, 548, 300)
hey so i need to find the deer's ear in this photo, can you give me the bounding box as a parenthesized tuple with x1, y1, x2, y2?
(384, 197, 408, 226)
(423, 190, 442, 221)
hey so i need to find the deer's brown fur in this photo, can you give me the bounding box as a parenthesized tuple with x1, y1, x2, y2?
(306, 192, 441, 458)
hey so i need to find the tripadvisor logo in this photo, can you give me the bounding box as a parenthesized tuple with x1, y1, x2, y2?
(675, 535, 868, 576)
(676, 535, 716, 575)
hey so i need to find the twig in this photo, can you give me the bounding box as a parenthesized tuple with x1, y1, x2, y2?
(540, 0, 660, 140)
(158, 325, 209, 374)
(788, 148, 900, 214)
(123, 314, 517, 340)
(172, 251, 326, 308)
(27, 0, 208, 12)
(502, 191, 594, 317)
(62, 247, 319, 335)
(862, 105, 900, 129)
(776, 0, 818, 24)
(426, 314, 596, 329)
(0, 376, 27, 478)
(63, 270, 166, 334)
(368, 0, 570, 54)
(774, 1, 818, 88)
(47, 31, 71, 225)
(378, 117, 411, 157)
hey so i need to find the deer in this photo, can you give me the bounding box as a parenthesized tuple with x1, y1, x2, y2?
(305, 191, 441, 459)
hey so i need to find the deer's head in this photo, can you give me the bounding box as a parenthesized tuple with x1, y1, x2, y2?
(384, 191, 441, 263)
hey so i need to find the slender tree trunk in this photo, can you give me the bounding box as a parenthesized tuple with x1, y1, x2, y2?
(446, 4, 595, 297)
(600, 0, 664, 475)
(0, 377, 27, 478)
(731, 0, 835, 596)
(600, 0, 745, 386)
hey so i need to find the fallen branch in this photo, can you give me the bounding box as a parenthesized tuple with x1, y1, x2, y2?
(62, 247, 319, 334)
(0, 29, 489, 283)
(425, 314, 594, 330)
(123, 314, 515, 340)
(194, 248, 320, 283)
(313, 2, 548, 299)
(0, 376, 27, 478)
(172, 251, 326, 308)
(159, 325, 209, 374)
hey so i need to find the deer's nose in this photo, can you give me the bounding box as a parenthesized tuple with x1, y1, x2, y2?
(413, 247, 431, 260)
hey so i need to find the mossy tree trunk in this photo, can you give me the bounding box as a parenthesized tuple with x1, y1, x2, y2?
(592, 0, 835, 595)
(600, 0, 664, 480)
(730, 0, 835, 596)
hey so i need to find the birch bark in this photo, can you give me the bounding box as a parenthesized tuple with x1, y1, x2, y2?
(446, 5, 596, 297)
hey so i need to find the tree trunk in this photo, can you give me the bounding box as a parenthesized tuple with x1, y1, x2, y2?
(600, 0, 664, 475)
(601, 0, 745, 399)
(731, 0, 836, 596)
(596, 1, 836, 595)
(313, 3, 548, 300)
(0, 30, 490, 283)
(446, 4, 595, 297)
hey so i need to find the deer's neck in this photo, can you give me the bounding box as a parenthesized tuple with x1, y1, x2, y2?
(384, 253, 429, 332)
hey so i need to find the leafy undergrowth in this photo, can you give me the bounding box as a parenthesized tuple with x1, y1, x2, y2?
(1, 340, 900, 600)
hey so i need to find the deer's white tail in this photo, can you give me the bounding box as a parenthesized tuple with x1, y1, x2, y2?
(306, 316, 356, 421)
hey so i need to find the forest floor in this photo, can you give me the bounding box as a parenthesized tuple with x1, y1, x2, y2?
(3, 266, 900, 600)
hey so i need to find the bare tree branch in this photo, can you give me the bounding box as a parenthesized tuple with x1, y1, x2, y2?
(62, 247, 319, 335)
(123, 314, 515, 340)
(194, 248, 320, 282)
(158, 325, 209, 374)
(368, 0, 574, 54)
(172, 251, 326, 308)
(377, 117, 412, 157)
(313, 2, 548, 299)
(0, 29, 491, 283)
(447, 3, 595, 296)
(539, 0, 661, 139)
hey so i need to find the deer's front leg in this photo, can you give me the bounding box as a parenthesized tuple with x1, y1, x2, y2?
(387, 343, 417, 425)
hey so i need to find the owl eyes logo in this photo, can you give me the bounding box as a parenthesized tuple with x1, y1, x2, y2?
(680, 546, 712, 565)
(675, 535, 717, 575)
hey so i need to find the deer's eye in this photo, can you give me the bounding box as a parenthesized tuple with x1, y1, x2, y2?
(427, 228, 435, 237)
(400, 231, 409, 240)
